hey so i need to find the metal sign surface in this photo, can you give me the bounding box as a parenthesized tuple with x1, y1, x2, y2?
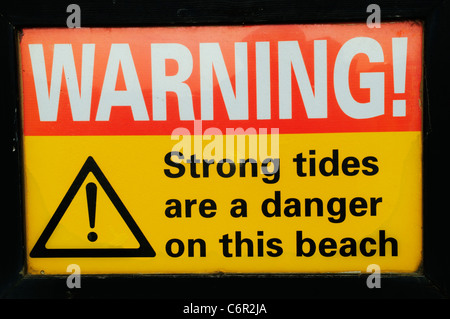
(20, 22, 422, 274)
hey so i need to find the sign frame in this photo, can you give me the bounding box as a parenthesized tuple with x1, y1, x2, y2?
(1, 0, 449, 300)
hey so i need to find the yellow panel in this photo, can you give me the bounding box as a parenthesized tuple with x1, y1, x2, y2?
(24, 132, 422, 274)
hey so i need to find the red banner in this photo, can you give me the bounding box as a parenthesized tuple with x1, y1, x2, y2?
(20, 23, 422, 136)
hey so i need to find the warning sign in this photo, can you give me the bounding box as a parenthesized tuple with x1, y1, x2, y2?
(21, 23, 423, 274)
(30, 156, 155, 258)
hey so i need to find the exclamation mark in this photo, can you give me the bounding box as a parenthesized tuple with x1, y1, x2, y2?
(86, 182, 98, 242)
(392, 37, 408, 117)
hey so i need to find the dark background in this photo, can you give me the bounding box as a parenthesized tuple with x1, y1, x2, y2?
(1, 0, 449, 301)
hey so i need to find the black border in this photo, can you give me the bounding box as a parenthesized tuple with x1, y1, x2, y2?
(1, 0, 449, 299)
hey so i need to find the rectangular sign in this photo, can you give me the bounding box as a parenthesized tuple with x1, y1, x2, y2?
(20, 22, 423, 274)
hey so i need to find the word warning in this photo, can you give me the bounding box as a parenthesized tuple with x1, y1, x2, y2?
(20, 23, 423, 274)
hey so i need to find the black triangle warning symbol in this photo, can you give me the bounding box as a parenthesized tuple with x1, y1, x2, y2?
(30, 156, 156, 258)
